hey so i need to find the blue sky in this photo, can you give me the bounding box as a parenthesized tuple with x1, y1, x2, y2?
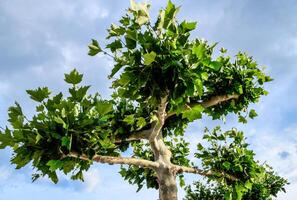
(0, 0, 297, 199)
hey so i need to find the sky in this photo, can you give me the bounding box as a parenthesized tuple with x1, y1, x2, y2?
(0, 0, 297, 199)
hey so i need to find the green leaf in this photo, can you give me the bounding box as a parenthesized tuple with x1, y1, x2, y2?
(249, 109, 258, 119)
(163, 0, 180, 28)
(150, 114, 159, 123)
(208, 61, 222, 71)
(71, 170, 84, 181)
(64, 69, 83, 85)
(220, 47, 227, 53)
(125, 29, 137, 49)
(126, 29, 137, 41)
(35, 132, 43, 144)
(201, 72, 208, 80)
(235, 184, 244, 200)
(26, 87, 51, 102)
(130, 0, 150, 25)
(143, 51, 156, 65)
(223, 161, 231, 170)
(8, 102, 24, 129)
(54, 116, 68, 129)
(61, 135, 72, 150)
(47, 160, 64, 172)
(136, 117, 146, 129)
(107, 24, 126, 38)
(123, 114, 135, 125)
(88, 39, 102, 56)
(182, 104, 204, 122)
(130, 0, 138, 11)
(197, 143, 204, 151)
(245, 180, 253, 190)
(136, 15, 149, 26)
(194, 78, 203, 96)
(62, 160, 76, 174)
(180, 21, 197, 32)
(11, 151, 31, 169)
(179, 175, 185, 187)
(106, 39, 122, 52)
(156, 9, 165, 31)
(192, 43, 205, 59)
(238, 115, 247, 124)
(49, 172, 59, 184)
(225, 191, 232, 200)
(125, 36, 137, 49)
(96, 101, 113, 116)
(237, 85, 244, 94)
(109, 63, 124, 78)
(118, 72, 131, 86)
(69, 86, 90, 102)
(0, 128, 14, 149)
(99, 138, 116, 149)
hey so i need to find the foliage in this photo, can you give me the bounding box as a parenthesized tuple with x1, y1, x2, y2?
(0, 70, 153, 183)
(185, 165, 288, 200)
(0, 1, 287, 200)
(192, 127, 289, 199)
(185, 182, 226, 200)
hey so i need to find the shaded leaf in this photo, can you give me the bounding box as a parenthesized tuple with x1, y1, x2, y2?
(96, 101, 113, 116)
(26, 87, 51, 102)
(143, 51, 156, 65)
(123, 114, 135, 125)
(182, 104, 204, 122)
(249, 109, 258, 119)
(64, 69, 83, 85)
(88, 39, 102, 56)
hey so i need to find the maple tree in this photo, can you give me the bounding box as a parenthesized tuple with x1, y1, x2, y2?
(0, 1, 288, 199)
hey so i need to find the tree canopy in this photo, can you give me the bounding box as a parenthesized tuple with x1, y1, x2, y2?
(0, 1, 287, 199)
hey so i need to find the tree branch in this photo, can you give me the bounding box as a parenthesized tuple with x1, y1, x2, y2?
(172, 165, 238, 182)
(114, 94, 240, 143)
(166, 94, 240, 119)
(66, 152, 159, 169)
(150, 96, 168, 141)
(148, 96, 173, 166)
(198, 94, 240, 108)
(114, 128, 153, 144)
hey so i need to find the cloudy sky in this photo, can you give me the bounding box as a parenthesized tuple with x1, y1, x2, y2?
(1, 0, 297, 199)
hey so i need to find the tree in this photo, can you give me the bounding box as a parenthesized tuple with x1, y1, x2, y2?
(0, 1, 288, 200)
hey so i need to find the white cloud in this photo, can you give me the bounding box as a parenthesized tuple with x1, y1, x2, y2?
(1, 0, 297, 199)
(0, 166, 11, 181)
(81, 3, 109, 20)
(84, 168, 101, 192)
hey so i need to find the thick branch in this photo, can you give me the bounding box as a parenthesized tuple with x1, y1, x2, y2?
(166, 94, 240, 119)
(67, 152, 159, 169)
(172, 165, 238, 182)
(114, 128, 153, 143)
(198, 94, 240, 108)
(149, 96, 169, 161)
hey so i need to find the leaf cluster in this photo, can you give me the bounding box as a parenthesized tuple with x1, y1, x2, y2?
(194, 127, 288, 199)
(0, 69, 153, 183)
(184, 165, 288, 200)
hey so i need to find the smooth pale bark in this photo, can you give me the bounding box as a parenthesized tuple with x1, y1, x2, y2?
(157, 165, 178, 200)
(153, 135, 178, 200)
(166, 94, 240, 119)
(66, 152, 159, 169)
(148, 97, 178, 200)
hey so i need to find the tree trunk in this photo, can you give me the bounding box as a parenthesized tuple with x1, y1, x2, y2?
(150, 133, 178, 200)
(157, 166, 178, 200)
(149, 98, 178, 200)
